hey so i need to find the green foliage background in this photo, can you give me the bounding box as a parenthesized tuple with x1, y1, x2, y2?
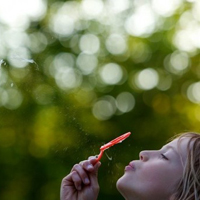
(0, 0, 200, 199)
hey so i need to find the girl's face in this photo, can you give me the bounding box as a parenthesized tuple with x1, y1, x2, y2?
(116, 137, 189, 200)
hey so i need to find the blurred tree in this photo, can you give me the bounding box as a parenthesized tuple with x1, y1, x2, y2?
(0, 0, 200, 199)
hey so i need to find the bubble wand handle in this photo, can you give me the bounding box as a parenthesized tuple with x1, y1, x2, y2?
(95, 132, 131, 162)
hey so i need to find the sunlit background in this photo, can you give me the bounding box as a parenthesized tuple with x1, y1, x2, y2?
(0, 0, 200, 199)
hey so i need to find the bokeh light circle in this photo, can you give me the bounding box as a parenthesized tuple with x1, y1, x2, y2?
(135, 68, 159, 90)
(92, 96, 116, 120)
(106, 34, 127, 55)
(116, 92, 135, 113)
(76, 53, 98, 75)
(79, 34, 100, 54)
(187, 82, 200, 103)
(99, 63, 123, 85)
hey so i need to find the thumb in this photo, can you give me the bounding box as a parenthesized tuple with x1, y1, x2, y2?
(88, 161, 101, 184)
(93, 161, 101, 175)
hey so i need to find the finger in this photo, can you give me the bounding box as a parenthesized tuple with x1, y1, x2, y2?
(72, 164, 90, 185)
(71, 171, 82, 191)
(80, 158, 101, 177)
(88, 156, 97, 160)
(91, 161, 101, 177)
(90, 157, 100, 167)
(61, 174, 75, 198)
(80, 160, 95, 172)
(83, 156, 101, 171)
(61, 174, 74, 187)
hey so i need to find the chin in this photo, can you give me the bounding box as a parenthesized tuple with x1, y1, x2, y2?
(116, 175, 135, 199)
(116, 177, 121, 190)
(116, 175, 126, 195)
(117, 180, 131, 199)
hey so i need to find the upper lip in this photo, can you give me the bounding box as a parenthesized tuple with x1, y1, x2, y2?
(128, 162, 135, 169)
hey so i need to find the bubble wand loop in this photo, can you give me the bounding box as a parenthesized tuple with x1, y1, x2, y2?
(96, 132, 131, 162)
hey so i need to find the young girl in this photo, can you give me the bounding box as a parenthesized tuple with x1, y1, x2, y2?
(60, 132, 200, 200)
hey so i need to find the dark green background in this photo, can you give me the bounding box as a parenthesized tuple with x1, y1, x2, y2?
(0, 0, 200, 199)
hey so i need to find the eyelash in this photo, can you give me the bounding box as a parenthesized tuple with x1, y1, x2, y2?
(161, 154, 168, 160)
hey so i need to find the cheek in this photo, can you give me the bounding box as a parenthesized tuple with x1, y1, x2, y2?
(139, 163, 182, 190)
(116, 162, 183, 198)
(140, 165, 167, 182)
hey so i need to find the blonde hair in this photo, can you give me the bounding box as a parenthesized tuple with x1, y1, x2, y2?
(170, 132, 200, 200)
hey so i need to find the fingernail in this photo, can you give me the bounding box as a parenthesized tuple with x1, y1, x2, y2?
(87, 164, 93, 170)
(84, 178, 90, 184)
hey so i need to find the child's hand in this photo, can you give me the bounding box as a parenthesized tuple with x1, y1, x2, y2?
(60, 156, 101, 200)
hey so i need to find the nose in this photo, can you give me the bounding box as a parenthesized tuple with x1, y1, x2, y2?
(139, 151, 149, 161)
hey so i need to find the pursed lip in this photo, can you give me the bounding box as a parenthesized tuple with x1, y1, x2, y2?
(125, 162, 135, 171)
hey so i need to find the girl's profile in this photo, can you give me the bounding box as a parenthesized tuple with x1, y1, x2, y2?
(60, 132, 200, 200)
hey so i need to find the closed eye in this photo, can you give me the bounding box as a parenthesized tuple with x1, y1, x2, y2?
(161, 154, 168, 160)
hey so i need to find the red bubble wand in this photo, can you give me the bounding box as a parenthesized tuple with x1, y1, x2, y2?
(96, 132, 131, 162)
